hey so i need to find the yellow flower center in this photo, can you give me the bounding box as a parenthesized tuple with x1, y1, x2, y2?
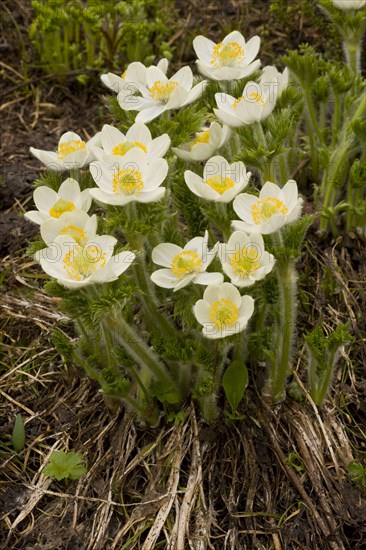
(230, 245, 260, 277)
(209, 298, 239, 329)
(62, 244, 106, 281)
(149, 80, 179, 103)
(112, 169, 144, 195)
(59, 225, 87, 246)
(232, 96, 244, 109)
(249, 92, 265, 106)
(251, 197, 288, 224)
(171, 250, 202, 279)
(233, 92, 265, 109)
(49, 198, 76, 218)
(112, 141, 147, 156)
(121, 70, 127, 79)
(211, 41, 245, 68)
(189, 130, 210, 150)
(205, 175, 235, 195)
(58, 139, 86, 160)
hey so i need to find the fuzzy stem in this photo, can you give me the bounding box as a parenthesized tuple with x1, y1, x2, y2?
(270, 239, 297, 402)
(108, 313, 174, 389)
(313, 350, 338, 406)
(319, 146, 349, 233)
(343, 38, 362, 74)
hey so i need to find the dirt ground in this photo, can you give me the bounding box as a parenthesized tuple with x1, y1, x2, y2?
(1, 1, 366, 549)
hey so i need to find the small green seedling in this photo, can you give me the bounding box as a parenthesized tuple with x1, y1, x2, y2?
(348, 460, 366, 490)
(12, 414, 25, 452)
(43, 451, 86, 481)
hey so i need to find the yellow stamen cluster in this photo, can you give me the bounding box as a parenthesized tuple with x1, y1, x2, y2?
(49, 198, 76, 218)
(249, 92, 265, 106)
(232, 96, 244, 109)
(112, 169, 144, 195)
(59, 225, 87, 246)
(189, 130, 210, 150)
(149, 80, 179, 103)
(231, 245, 260, 278)
(251, 197, 288, 224)
(205, 175, 235, 195)
(211, 41, 245, 68)
(112, 141, 147, 156)
(58, 139, 86, 160)
(171, 250, 202, 279)
(209, 298, 239, 329)
(62, 245, 106, 281)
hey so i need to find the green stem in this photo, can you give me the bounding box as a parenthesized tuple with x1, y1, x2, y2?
(271, 253, 297, 403)
(343, 38, 362, 74)
(108, 313, 174, 389)
(315, 351, 338, 406)
(132, 257, 177, 338)
(319, 146, 349, 233)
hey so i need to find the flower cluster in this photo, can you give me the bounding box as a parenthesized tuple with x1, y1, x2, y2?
(28, 29, 301, 341)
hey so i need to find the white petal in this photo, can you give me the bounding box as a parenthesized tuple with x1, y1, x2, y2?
(243, 35, 260, 64)
(194, 272, 224, 285)
(107, 250, 136, 276)
(146, 66, 168, 88)
(58, 178, 81, 201)
(101, 124, 125, 153)
(24, 211, 48, 224)
(218, 282, 242, 307)
(223, 31, 245, 47)
(184, 82, 206, 105)
(157, 58, 169, 74)
(33, 186, 59, 213)
(194, 299, 211, 325)
(260, 181, 281, 199)
(279, 179, 298, 210)
(166, 86, 189, 110)
(126, 122, 151, 144)
(150, 268, 179, 289)
(172, 66, 193, 90)
(193, 35, 216, 65)
(214, 108, 243, 128)
(238, 295, 255, 322)
(135, 188, 166, 203)
(152, 243, 182, 267)
(148, 134, 171, 158)
(142, 158, 168, 189)
(135, 104, 167, 123)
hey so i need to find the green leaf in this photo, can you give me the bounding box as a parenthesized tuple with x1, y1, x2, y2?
(43, 451, 86, 481)
(222, 360, 248, 414)
(12, 414, 25, 452)
(150, 380, 180, 405)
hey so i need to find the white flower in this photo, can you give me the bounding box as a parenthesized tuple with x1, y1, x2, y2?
(150, 230, 223, 292)
(25, 178, 91, 225)
(30, 131, 100, 171)
(218, 231, 275, 287)
(101, 58, 169, 95)
(184, 155, 251, 203)
(40, 210, 98, 246)
(232, 180, 303, 235)
(193, 31, 261, 81)
(193, 282, 254, 339)
(89, 148, 168, 206)
(118, 65, 207, 123)
(332, 0, 366, 9)
(35, 235, 135, 289)
(214, 66, 289, 127)
(91, 123, 170, 161)
(172, 122, 231, 162)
